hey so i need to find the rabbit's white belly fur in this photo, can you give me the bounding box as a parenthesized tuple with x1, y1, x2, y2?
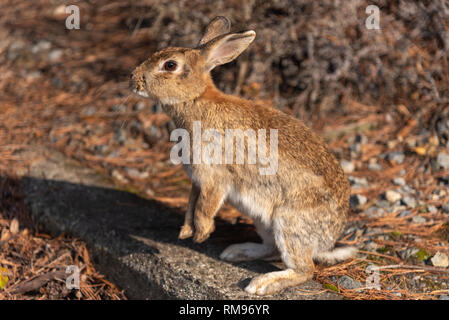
(226, 187, 272, 227)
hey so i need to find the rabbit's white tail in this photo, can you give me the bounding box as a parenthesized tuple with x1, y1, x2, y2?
(314, 246, 358, 265)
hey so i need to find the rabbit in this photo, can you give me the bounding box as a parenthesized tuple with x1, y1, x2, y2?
(130, 16, 356, 296)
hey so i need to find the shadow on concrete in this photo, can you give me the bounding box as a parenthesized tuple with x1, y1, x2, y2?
(21, 176, 307, 299)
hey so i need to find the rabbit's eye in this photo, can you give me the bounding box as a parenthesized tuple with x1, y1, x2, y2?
(163, 60, 178, 72)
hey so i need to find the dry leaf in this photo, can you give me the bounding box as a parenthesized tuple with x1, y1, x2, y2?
(0, 267, 9, 290)
(412, 146, 427, 156)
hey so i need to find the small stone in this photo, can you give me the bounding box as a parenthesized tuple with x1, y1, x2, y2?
(114, 128, 127, 144)
(31, 40, 51, 54)
(111, 104, 126, 113)
(365, 206, 385, 218)
(385, 190, 402, 203)
(399, 210, 412, 217)
(393, 177, 406, 186)
(340, 160, 355, 173)
(391, 204, 406, 213)
(134, 101, 146, 111)
(364, 227, 383, 236)
(427, 205, 437, 214)
(400, 185, 415, 193)
(27, 71, 42, 80)
(145, 188, 155, 197)
(387, 151, 405, 164)
(442, 203, 449, 213)
(338, 275, 362, 290)
(431, 252, 449, 268)
(348, 176, 369, 187)
(368, 162, 383, 171)
(376, 199, 391, 208)
(399, 247, 419, 260)
(436, 152, 449, 170)
(48, 49, 63, 61)
(112, 170, 129, 184)
(125, 168, 149, 179)
(402, 196, 417, 208)
(350, 194, 367, 210)
(412, 216, 426, 224)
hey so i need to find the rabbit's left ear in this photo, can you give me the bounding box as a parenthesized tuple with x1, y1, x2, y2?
(201, 30, 256, 72)
(198, 16, 231, 46)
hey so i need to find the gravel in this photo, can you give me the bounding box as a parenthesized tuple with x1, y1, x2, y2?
(436, 152, 449, 170)
(442, 203, 449, 213)
(399, 248, 420, 260)
(411, 216, 426, 224)
(385, 190, 402, 203)
(48, 49, 63, 61)
(402, 196, 417, 208)
(340, 160, 355, 173)
(431, 252, 449, 268)
(348, 176, 369, 188)
(124, 168, 150, 179)
(387, 151, 405, 164)
(393, 177, 406, 186)
(368, 162, 383, 171)
(399, 210, 412, 217)
(350, 194, 367, 210)
(338, 275, 363, 290)
(365, 206, 385, 218)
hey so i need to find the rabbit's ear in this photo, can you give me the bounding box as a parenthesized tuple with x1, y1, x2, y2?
(198, 16, 231, 46)
(202, 30, 255, 72)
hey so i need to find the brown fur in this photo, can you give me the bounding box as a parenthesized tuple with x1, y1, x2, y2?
(130, 16, 355, 296)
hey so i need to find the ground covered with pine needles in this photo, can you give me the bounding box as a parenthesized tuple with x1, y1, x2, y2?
(0, 0, 448, 299)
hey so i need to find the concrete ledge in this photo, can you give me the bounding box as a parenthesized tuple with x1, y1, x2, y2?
(21, 147, 340, 300)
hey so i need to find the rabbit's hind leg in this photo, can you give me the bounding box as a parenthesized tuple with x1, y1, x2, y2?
(220, 219, 279, 262)
(244, 215, 315, 295)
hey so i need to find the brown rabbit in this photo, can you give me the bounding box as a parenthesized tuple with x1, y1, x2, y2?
(131, 16, 356, 296)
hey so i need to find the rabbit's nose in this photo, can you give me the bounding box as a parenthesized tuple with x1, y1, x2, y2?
(129, 73, 140, 91)
(130, 72, 146, 91)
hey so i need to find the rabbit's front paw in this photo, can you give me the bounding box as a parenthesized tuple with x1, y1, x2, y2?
(193, 227, 214, 243)
(193, 214, 215, 243)
(193, 223, 215, 243)
(178, 224, 193, 239)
